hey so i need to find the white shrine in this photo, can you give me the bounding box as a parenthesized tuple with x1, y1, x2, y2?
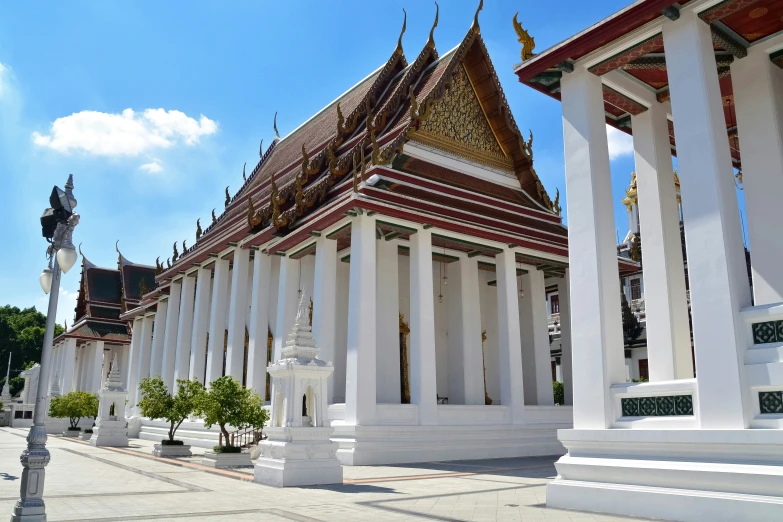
(254, 292, 343, 487)
(90, 355, 129, 447)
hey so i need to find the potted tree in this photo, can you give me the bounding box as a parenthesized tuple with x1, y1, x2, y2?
(195, 376, 267, 468)
(137, 376, 204, 457)
(49, 391, 97, 436)
(79, 392, 99, 440)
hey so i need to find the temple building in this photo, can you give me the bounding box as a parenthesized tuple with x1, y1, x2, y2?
(47, 247, 156, 402)
(98, 4, 642, 465)
(514, 0, 783, 520)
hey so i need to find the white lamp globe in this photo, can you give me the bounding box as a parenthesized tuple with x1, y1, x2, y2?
(56, 245, 78, 273)
(39, 267, 53, 294)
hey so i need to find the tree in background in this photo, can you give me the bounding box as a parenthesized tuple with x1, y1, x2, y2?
(194, 376, 268, 452)
(621, 292, 644, 344)
(137, 377, 205, 444)
(0, 305, 64, 396)
(49, 391, 98, 430)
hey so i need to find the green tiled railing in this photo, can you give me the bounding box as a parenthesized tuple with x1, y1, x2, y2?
(752, 320, 783, 344)
(759, 391, 783, 414)
(621, 395, 693, 417)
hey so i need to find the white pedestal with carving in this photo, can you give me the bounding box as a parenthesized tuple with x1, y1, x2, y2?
(90, 355, 129, 447)
(254, 292, 344, 487)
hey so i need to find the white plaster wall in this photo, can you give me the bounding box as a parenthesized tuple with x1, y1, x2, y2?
(333, 258, 350, 403)
(479, 270, 501, 403)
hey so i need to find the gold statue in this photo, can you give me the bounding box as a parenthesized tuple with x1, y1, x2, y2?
(513, 13, 536, 61)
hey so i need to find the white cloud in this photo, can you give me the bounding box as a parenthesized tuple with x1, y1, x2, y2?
(32, 108, 218, 156)
(0, 63, 6, 97)
(606, 125, 634, 160)
(139, 159, 163, 173)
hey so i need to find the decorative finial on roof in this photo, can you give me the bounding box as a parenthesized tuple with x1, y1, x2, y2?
(521, 129, 534, 159)
(336, 103, 345, 132)
(258, 139, 264, 159)
(225, 186, 230, 207)
(553, 188, 562, 216)
(242, 162, 247, 182)
(182, 239, 187, 253)
(395, 9, 407, 55)
(427, 2, 439, 49)
(196, 218, 202, 240)
(64, 319, 67, 330)
(247, 194, 260, 228)
(409, 85, 419, 119)
(155, 256, 162, 275)
(472, 0, 483, 33)
(211, 208, 217, 224)
(273, 112, 280, 140)
(115, 240, 123, 270)
(172, 241, 179, 263)
(513, 13, 536, 61)
(166, 257, 171, 269)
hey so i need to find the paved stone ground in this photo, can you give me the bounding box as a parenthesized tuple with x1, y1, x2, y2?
(0, 427, 655, 522)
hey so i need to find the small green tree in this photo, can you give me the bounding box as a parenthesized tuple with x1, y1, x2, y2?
(49, 391, 98, 429)
(194, 376, 268, 451)
(552, 381, 564, 405)
(137, 377, 204, 442)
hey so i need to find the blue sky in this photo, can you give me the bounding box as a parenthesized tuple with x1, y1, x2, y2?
(1, 0, 694, 324)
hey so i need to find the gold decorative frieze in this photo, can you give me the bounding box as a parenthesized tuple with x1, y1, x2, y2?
(413, 64, 513, 171)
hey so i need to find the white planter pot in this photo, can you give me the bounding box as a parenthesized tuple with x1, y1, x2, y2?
(153, 443, 192, 458)
(63, 429, 81, 438)
(201, 451, 252, 468)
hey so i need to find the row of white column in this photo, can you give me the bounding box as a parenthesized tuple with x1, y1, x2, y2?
(561, 10, 757, 429)
(48, 339, 130, 397)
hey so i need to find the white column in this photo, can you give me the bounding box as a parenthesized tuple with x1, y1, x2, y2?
(557, 273, 573, 406)
(226, 248, 250, 382)
(495, 249, 525, 423)
(247, 251, 272, 397)
(119, 343, 130, 389)
(409, 228, 438, 424)
(561, 65, 626, 429)
(161, 281, 182, 390)
(206, 258, 230, 385)
(345, 215, 377, 425)
(663, 11, 752, 428)
(174, 275, 195, 384)
(313, 236, 339, 403)
(274, 256, 300, 362)
(60, 337, 77, 394)
(149, 299, 168, 379)
(732, 45, 783, 306)
(449, 256, 484, 405)
(78, 344, 90, 391)
(134, 314, 155, 405)
(632, 102, 693, 381)
(376, 238, 400, 404)
(126, 317, 143, 406)
(88, 341, 105, 393)
(520, 270, 554, 405)
(190, 267, 212, 384)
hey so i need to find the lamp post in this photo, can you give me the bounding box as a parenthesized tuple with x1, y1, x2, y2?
(11, 175, 79, 522)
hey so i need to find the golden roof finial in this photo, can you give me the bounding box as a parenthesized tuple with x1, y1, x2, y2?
(166, 257, 171, 269)
(395, 9, 407, 55)
(553, 188, 562, 216)
(273, 111, 280, 139)
(513, 13, 536, 61)
(182, 239, 187, 252)
(155, 256, 162, 275)
(115, 240, 122, 269)
(172, 241, 179, 262)
(225, 186, 230, 207)
(472, 0, 483, 33)
(196, 218, 202, 240)
(427, 2, 439, 49)
(211, 208, 217, 224)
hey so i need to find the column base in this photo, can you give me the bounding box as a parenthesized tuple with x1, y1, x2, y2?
(10, 502, 46, 522)
(89, 421, 129, 447)
(548, 429, 783, 522)
(254, 427, 343, 487)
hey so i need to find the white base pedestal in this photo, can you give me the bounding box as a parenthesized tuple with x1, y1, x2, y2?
(547, 429, 783, 522)
(201, 451, 252, 468)
(89, 420, 129, 447)
(254, 426, 343, 487)
(153, 443, 192, 457)
(79, 431, 92, 441)
(63, 428, 80, 438)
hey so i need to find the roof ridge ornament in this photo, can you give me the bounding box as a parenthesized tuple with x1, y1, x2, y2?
(395, 9, 407, 56)
(242, 162, 247, 182)
(211, 208, 217, 224)
(258, 139, 264, 158)
(427, 2, 439, 49)
(172, 241, 179, 263)
(155, 257, 163, 275)
(472, 0, 483, 34)
(336, 103, 345, 132)
(225, 186, 230, 207)
(196, 218, 202, 240)
(273, 112, 280, 140)
(513, 13, 536, 61)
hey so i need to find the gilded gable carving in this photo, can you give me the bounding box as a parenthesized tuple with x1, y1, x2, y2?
(415, 64, 512, 170)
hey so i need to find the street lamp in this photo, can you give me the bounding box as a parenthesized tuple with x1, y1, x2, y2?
(11, 174, 79, 522)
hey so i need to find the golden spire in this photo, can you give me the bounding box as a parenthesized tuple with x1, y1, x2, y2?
(395, 9, 407, 55)
(427, 2, 439, 49)
(196, 218, 202, 240)
(513, 13, 536, 61)
(472, 0, 483, 34)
